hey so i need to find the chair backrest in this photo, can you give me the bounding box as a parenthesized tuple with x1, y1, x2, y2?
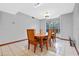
(27, 29, 35, 43)
(52, 29, 56, 34)
(51, 29, 56, 39)
(48, 29, 52, 40)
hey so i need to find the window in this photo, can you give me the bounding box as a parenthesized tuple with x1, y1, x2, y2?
(46, 18, 60, 33)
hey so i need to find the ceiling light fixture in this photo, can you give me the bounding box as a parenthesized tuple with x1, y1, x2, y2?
(33, 3, 41, 8)
(44, 11, 50, 19)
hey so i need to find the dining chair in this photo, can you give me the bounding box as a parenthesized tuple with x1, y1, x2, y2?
(48, 29, 53, 47)
(51, 29, 56, 42)
(27, 29, 39, 53)
(43, 29, 52, 48)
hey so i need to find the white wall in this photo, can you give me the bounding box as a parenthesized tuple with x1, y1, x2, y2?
(73, 3, 79, 48)
(0, 11, 40, 44)
(60, 13, 73, 39)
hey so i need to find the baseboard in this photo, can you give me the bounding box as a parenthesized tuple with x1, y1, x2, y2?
(0, 39, 27, 46)
(56, 37, 70, 41)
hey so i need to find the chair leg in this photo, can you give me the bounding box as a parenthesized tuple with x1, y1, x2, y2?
(53, 38, 56, 43)
(28, 41, 30, 50)
(54, 38, 56, 48)
(46, 41, 48, 50)
(49, 40, 51, 47)
(54, 38, 56, 42)
(34, 44, 37, 53)
(28, 43, 30, 50)
(40, 42, 43, 52)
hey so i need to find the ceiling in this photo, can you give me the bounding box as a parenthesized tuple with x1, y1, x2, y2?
(0, 3, 75, 19)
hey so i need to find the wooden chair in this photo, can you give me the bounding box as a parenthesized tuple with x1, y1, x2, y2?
(27, 29, 39, 53)
(51, 29, 56, 42)
(48, 29, 52, 47)
(43, 29, 52, 48)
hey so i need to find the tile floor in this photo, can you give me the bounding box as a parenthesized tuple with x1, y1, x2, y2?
(0, 38, 78, 56)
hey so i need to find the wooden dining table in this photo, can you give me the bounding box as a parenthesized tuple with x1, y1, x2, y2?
(34, 32, 55, 52)
(34, 33, 47, 52)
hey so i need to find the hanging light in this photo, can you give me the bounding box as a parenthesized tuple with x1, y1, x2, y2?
(44, 11, 50, 19)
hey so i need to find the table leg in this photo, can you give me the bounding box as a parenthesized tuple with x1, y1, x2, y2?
(40, 37, 43, 52)
(40, 42, 43, 52)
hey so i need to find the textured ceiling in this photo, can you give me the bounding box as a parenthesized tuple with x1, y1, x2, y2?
(0, 3, 75, 19)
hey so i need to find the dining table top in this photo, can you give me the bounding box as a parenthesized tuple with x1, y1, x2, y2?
(35, 33, 47, 36)
(35, 32, 55, 36)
